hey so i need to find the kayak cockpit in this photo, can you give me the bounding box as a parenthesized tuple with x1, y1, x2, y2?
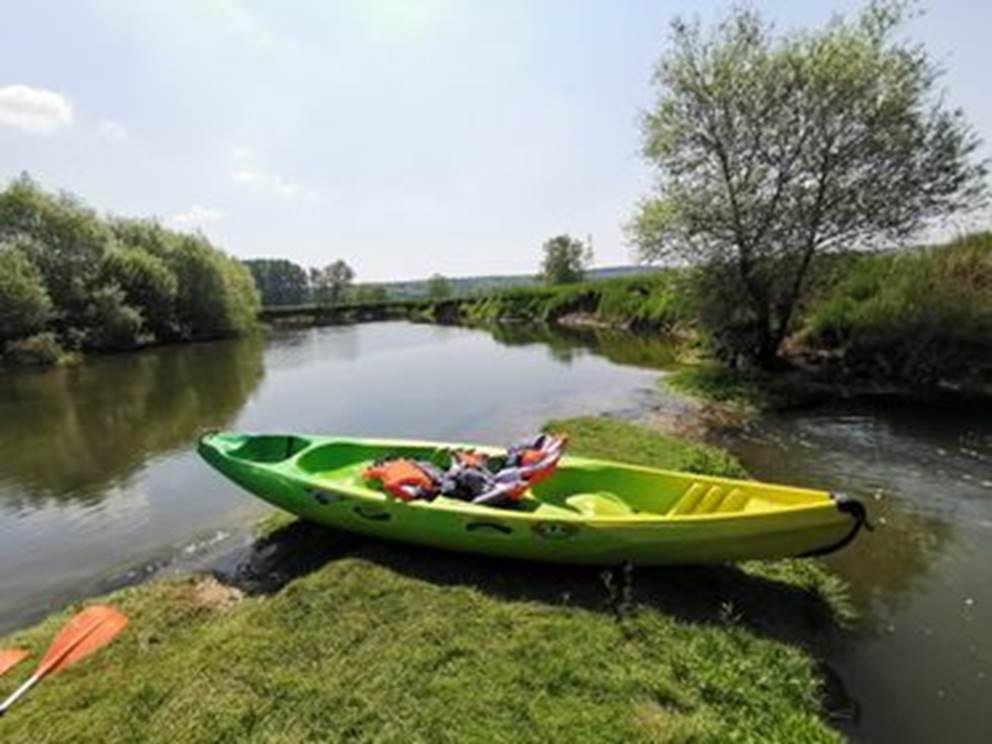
(210, 433, 314, 464)
(202, 434, 838, 522)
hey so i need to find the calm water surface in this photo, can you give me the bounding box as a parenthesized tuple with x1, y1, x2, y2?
(1, 321, 989, 742)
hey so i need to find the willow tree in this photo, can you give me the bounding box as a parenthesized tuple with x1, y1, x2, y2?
(628, 1, 986, 367)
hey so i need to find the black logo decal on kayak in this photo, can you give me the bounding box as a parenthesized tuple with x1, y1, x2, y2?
(533, 522, 578, 539)
(353, 506, 391, 522)
(308, 488, 341, 505)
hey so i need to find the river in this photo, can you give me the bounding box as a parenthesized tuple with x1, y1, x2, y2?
(1, 321, 989, 742)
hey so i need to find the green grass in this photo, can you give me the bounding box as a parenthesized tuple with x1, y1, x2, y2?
(461, 272, 693, 331)
(665, 364, 837, 413)
(544, 416, 747, 478)
(801, 233, 992, 386)
(0, 418, 849, 743)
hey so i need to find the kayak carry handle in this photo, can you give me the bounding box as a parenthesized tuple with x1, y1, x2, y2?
(466, 522, 513, 536)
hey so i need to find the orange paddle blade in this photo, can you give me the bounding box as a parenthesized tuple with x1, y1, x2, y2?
(0, 649, 28, 676)
(38, 605, 128, 678)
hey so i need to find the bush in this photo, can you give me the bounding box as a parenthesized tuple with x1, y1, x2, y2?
(101, 246, 178, 339)
(84, 285, 144, 350)
(0, 178, 260, 356)
(0, 177, 113, 319)
(3, 332, 69, 366)
(595, 273, 692, 329)
(0, 244, 52, 343)
(802, 233, 992, 384)
(168, 237, 260, 339)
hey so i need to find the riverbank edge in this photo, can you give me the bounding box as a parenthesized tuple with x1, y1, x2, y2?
(0, 326, 271, 370)
(0, 416, 852, 742)
(261, 298, 992, 407)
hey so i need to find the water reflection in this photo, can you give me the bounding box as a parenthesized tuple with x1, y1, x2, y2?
(488, 323, 680, 369)
(0, 336, 265, 510)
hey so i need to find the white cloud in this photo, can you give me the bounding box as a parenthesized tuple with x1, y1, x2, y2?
(233, 168, 263, 185)
(233, 146, 254, 162)
(232, 165, 305, 199)
(0, 84, 73, 134)
(170, 205, 226, 227)
(98, 119, 128, 141)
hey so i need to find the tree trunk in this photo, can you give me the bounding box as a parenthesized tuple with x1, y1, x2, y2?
(754, 331, 781, 370)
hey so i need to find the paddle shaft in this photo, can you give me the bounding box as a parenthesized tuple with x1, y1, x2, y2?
(0, 614, 104, 717)
(0, 672, 42, 717)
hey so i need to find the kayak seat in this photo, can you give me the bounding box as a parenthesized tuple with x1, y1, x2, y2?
(669, 483, 750, 515)
(227, 435, 312, 464)
(565, 492, 635, 517)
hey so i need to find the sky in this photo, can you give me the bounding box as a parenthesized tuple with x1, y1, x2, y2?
(1, 1, 990, 281)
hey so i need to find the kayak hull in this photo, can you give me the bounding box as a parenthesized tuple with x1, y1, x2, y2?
(198, 432, 866, 566)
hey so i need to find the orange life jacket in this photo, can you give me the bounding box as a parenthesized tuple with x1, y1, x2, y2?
(453, 450, 487, 468)
(515, 435, 567, 490)
(364, 459, 436, 501)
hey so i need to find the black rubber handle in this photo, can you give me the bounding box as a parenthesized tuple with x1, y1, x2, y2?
(466, 522, 512, 535)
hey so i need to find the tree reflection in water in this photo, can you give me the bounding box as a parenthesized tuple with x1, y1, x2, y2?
(0, 336, 265, 510)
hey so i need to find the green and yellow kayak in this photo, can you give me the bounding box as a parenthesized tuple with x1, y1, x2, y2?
(198, 432, 867, 566)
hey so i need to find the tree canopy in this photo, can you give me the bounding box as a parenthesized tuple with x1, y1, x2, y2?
(426, 273, 453, 300)
(244, 258, 310, 307)
(351, 284, 389, 304)
(0, 243, 52, 344)
(310, 260, 356, 305)
(541, 234, 592, 285)
(0, 176, 259, 361)
(627, 1, 987, 366)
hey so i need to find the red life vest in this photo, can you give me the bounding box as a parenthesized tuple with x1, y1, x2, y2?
(516, 435, 567, 490)
(496, 435, 568, 500)
(364, 459, 436, 501)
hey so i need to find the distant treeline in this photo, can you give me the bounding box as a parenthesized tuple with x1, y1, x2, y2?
(0, 176, 259, 365)
(243, 258, 381, 308)
(244, 255, 658, 308)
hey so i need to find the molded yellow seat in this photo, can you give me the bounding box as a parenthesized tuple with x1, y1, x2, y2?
(670, 483, 752, 515)
(565, 492, 635, 517)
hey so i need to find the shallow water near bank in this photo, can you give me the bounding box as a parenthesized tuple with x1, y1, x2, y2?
(712, 395, 992, 743)
(1, 321, 990, 742)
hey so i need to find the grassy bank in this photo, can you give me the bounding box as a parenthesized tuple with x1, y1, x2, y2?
(799, 232, 992, 388)
(461, 272, 693, 331)
(0, 418, 849, 743)
(665, 365, 842, 415)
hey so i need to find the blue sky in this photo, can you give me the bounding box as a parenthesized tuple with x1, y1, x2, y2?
(1, 1, 989, 281)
